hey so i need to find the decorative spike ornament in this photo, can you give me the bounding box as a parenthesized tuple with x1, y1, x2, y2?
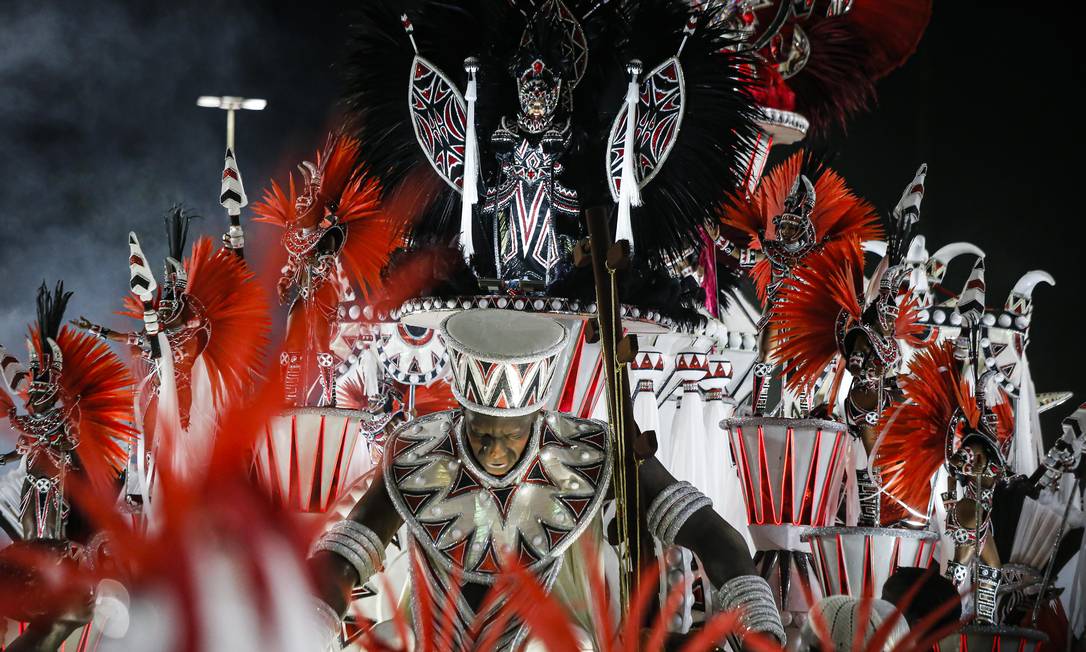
(220, 147, 247, 254)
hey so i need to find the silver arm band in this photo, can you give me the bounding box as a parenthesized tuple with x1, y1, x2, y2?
(646, 481, 713, 547)
(714, 574, 786, 644)
(308, 520, 386, 585)
(661, 495, 712, 546)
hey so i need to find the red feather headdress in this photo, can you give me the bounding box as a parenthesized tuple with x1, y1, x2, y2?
(876, 342, 1014, 524)
(771, 239, 933, 393)
(253, 133, 401, 299)
(719, 151, 882, 302)
(32, 327, 138, 489)
(183, 237, 271, 406)
(770, 238, 863, 393)
(120, 238, 270, 406)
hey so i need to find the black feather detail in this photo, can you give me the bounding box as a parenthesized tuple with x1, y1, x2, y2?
(163, 204, 199, 262)
(616, 1, 760, 267)
(786, 19, 877, 139)
(342, 1, 520, 243)
(35, 280, 73, 348)
(342, 0, 759, 300)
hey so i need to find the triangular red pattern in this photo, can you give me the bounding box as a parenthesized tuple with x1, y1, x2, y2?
(569, 461, 605, 488)
(448, 466, 484, 499)
(401, 489, 438, 516)
(556, 494, 592, 521)
(430, 432, 456, 458)
(421, 516, 457, 544)
(541, 521, 570, 549)
(489, 485, 519, 522)
(516, 530, 542, 566)
(442, 535, 471, 567)
(540, 423, 564, 448)
(390, 462, 427, 486)
(571, 427, 607, 452)
(473, 537, 502, 574)
(390, 433, 424, 459)
(523, 457, 554, 487)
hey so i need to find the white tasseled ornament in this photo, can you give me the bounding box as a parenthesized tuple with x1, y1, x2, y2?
(361, 346, 380, 401)
(615, 60, 643, 252)
(459, 58, 481, 261)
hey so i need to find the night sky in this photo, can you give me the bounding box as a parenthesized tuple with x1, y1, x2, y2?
(1, 1, 1080, 438)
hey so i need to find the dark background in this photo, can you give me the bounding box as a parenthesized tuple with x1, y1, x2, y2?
(0, 1, 1080, 438)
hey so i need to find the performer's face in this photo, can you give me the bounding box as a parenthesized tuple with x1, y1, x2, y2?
(464, 410, 536, 477)
(775, 216, 802, 244)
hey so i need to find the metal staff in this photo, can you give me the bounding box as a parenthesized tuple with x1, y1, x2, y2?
(581, 205, 645, 608)
(196, 95, 267, 152)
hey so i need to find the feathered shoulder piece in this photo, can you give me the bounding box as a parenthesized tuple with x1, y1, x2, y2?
(719, 151, 882, 248)
(183, 237, 271, 406)
(770, 237, 863, 392)
(49, 326, 137, 488)
(876, 341, 1014, 524)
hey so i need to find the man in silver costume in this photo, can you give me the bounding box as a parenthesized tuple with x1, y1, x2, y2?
(306, 310, 784, 650)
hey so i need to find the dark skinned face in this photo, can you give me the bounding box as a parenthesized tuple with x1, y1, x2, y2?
(776, 219, 802, 243)
(464, 409, 537, 477)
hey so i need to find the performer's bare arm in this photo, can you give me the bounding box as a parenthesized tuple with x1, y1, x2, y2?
(309, 469, 404, 615)
(69, 317, 135, 344)
(638, 456, 755, 584)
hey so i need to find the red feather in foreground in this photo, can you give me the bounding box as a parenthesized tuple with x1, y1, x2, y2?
(719, 151, 882, 302)
(771, 238, 863, 393)
(183, 237, 271, 406)
(876, 342, 1014, 524)
(42, 326, 137, 488)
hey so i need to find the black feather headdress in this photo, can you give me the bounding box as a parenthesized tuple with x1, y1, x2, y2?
(34, 280, 73, 351)
(343, 1, 758, 266)
(163, 204, 198, 263)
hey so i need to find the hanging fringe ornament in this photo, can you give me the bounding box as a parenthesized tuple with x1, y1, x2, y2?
(630, 349, 664, 457)
(459, 57, 480, 261)
(615, 59, 643, 251)
(669, 380, 709, 492)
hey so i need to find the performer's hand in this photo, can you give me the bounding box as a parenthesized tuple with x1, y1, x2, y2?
(277, 277, 291, 304)
(70, 316, 93, 330)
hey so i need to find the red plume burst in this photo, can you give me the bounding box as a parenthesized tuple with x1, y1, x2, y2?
(253, 133, 401, 301)
(876, 341, 1013, 524)
(184, 237, 271, 406)
(48, 327, 138, 488)
(771, 239, 863, 393)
